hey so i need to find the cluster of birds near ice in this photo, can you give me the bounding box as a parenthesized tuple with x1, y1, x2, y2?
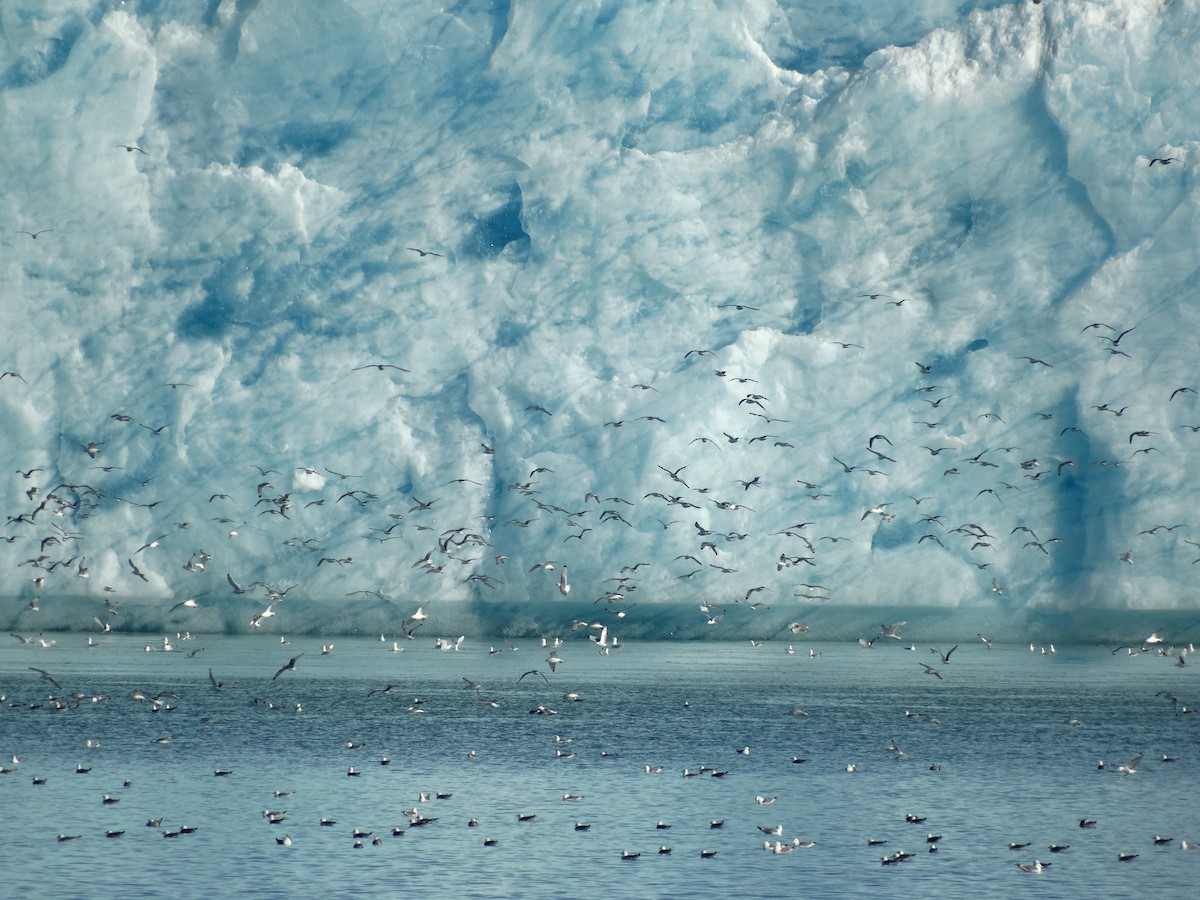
(3, 634, 1197, 875)
(4, 134, 1200, 657)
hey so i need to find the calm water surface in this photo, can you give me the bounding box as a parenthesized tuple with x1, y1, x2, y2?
(2, 636, 1197, 898)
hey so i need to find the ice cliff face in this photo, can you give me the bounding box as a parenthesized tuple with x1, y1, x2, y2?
(3, 1, 1199, 640)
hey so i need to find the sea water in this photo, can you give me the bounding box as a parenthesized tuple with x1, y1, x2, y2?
(1, 635, 1197, 898)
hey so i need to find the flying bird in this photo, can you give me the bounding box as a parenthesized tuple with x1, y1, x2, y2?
(272, 653, 304, 681)
(29, 667, 62, 689)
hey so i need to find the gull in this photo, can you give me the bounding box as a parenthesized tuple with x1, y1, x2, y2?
(136, 535, 168, 554)
(546, 651, 564, 673)
(878, 621, 906, 640)
(1116, 753, 1142, 775)
(1148, 157, 1178, 166)
(920, 664, 943, 680)
(558, 566, 571, 595)
(272, 653, 304, 681)
(18, 229, 53, 239)
(402, 604, 428, 635)
(353, 362, 409, 373)
(29, 667, 62, 689)
(208, 669, 232, 692)
(406, 247, 442, 257)
(167, 597, 198, 615)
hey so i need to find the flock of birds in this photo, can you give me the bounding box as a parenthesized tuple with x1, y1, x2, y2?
(2, 135, 1198, 900)
(1, 630, 1196, 890)
(3, 300, 1200, 652)
(0, 1, 1195, 891)
(2, 135, 1197, 656)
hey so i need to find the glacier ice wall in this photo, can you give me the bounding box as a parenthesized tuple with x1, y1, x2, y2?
(2, 0, 1200, 641)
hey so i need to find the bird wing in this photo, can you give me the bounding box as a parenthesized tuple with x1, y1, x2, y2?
(29, 667, 61, 689)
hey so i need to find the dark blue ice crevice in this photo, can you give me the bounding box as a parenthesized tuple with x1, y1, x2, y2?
(460, 182, 530, 260)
